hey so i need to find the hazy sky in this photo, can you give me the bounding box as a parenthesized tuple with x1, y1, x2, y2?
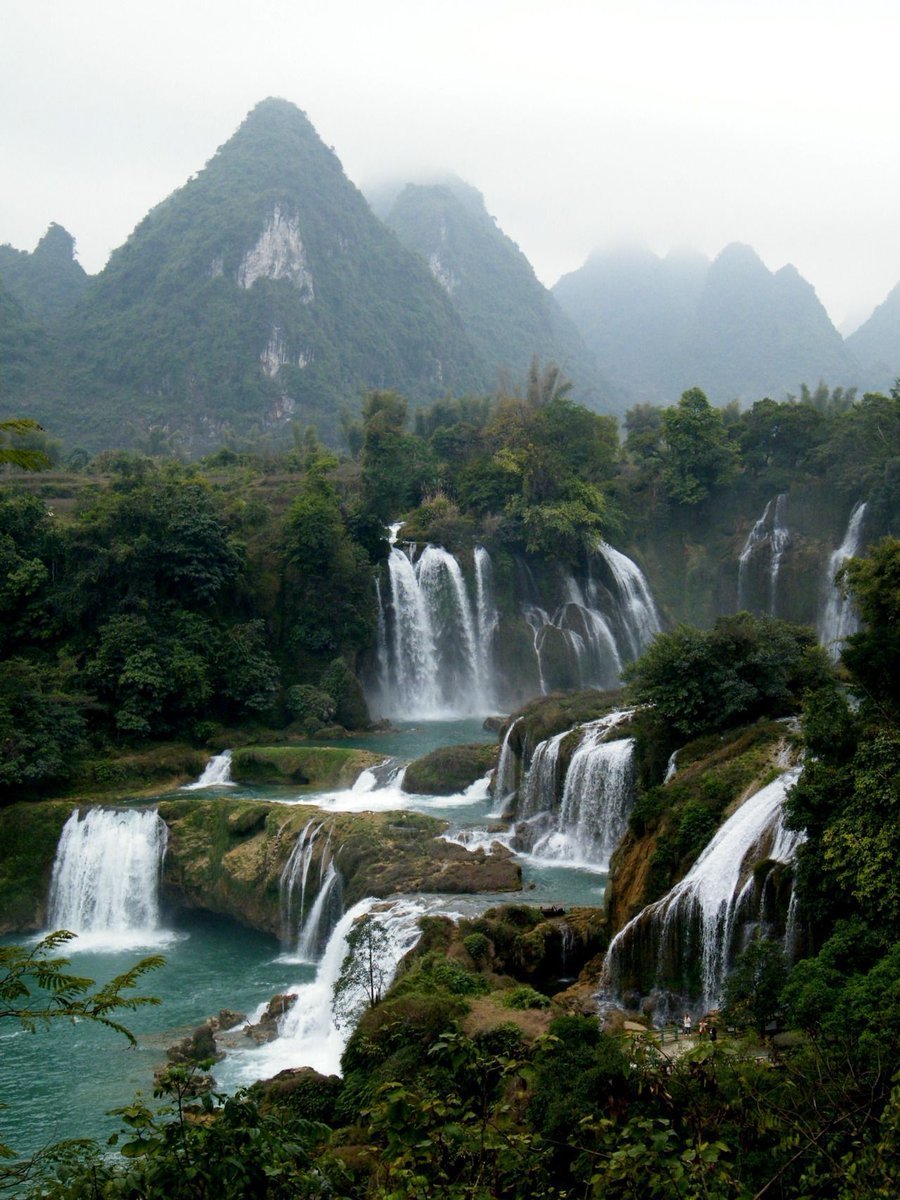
(2, 0, 898, 332)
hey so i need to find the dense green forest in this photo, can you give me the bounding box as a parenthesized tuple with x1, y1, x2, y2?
(1, 377, 898, 1196)
(1, 374, 898, 795)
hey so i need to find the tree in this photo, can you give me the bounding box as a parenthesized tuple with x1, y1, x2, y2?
(1, 931, 161, 1162)
(722, 936, 788, 1034)
(332, 913, 392, 1027)
(660, 387, 738, 505)
(624, 612, 829, 738)
(0, 419, 51, 471)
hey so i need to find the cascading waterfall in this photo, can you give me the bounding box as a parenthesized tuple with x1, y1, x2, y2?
(737, 495, 790, 615)
(819, 500, 868, 659)
(531, 732, 636, 869)
(491, 718, 522, 814)
(279, 822, 344, 961)
(372, 530, 662, 717)
(474, 545, 499, 687)
(47, 808, 170, 948)
(515, 711, 635, 869)
(374, 534, 495, 718)
(228, 897, 449, 1083)
(518, 730, 568, 821)
(280, 820, 321, 946)
(595, 541, 662, 657)
(602, 764, 803, 1015)
(183, 749, 235, 790)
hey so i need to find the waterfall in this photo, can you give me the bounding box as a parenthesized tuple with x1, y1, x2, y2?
(279, 822, 344, 961)
(279, 820, 321, 946)
(474, 545, 499, 687)
(47, 808, 170, 949)
(491, 718, 522, 814)
(516, 711, 635, 869)
(596, 542, 662, 657)
(296, 861, 343, 962)
(374, 536, 494, 719)
(532, 734, 635, 870)
(229, 897, 445, 1083)
(372, 532, 662, 715)
(518, 730, 568, 820)
(664, 750, 679, 783)
(182, 749, 235, 790)
(603, 765, 802, 1015)
(819, 501, 868, 659)
(737, 495, 790, 615)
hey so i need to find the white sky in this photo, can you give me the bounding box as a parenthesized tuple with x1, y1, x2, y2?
(1, 0, 898, 332)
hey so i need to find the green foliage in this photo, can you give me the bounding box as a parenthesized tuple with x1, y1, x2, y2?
(624, 611, 828, 738)
(722, 936, 788, 1034)
(500, 984, 550, 1011)
(840, 536, 900, 719)
(660, 387, 738, 504)
(286, 684, 336, 732)
(461, 932, 490, 965)
(0, 659, 87, 787)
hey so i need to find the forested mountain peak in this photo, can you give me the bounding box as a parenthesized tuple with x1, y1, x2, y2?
(846, 280, 900, 394)
(384, 174, 610, 408)
(17, 99, 486, 453)
(0, 222, 89, 322)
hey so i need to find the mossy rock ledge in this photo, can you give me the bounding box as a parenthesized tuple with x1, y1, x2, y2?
(0, 801, 78, 933)
(230, 745, 382, 787)
(402, 743, 497, 795)
(158, 799, 521, 937)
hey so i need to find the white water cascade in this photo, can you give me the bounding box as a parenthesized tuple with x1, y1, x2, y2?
(279, 822, 343, 962)
(47, 809, 171, 950)
(182, 749, 235, 790)
(602, 765, 803, 1015)
(596, 542, 662, 657)
(373, 530, 663, 717)
(491, 717, 522, 815)
(531, 732, 636, 870)
(819, 501, 868, 660)
(737, 495, 790, 615)
(227, 897, 447, 1084)
(514, 712, 635, 870)
(374, 534, 496, 719)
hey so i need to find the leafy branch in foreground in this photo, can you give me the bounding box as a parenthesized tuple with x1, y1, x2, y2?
(0, 930, 163, 1042)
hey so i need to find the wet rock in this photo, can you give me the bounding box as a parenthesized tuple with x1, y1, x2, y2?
(243, 993, 298, 1044)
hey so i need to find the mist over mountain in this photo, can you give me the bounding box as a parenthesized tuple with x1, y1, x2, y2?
(3, 99, 489, 452)
(382, 177, 613, 406)
(846, 282, 900, 394)
(1, 98, 897, 456)
(553, 245, 708, 404)
(555, 242, 866, 406)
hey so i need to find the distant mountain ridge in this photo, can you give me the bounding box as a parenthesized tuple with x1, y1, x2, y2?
(846, 283, 900, 394)
(382, 176, 615, 407)
(0, 99, 897, 454)
(554, 242, 865, 406)
(2, 99, 490, 452)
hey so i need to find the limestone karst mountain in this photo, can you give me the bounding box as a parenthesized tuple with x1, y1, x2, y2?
(554, 242, 861, 406)
(381, 176, 615, 408)
(845, 281, 900, 394)
(0, 223, 89, 323)
(2, 99, 488, 452)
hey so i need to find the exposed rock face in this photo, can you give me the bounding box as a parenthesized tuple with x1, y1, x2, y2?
(157, 799, 521, 938)
(402, 743, 496, 795)
(238, 205, 315, 298)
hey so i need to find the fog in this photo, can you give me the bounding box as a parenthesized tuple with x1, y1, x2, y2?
(2, 0, 898, 330)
